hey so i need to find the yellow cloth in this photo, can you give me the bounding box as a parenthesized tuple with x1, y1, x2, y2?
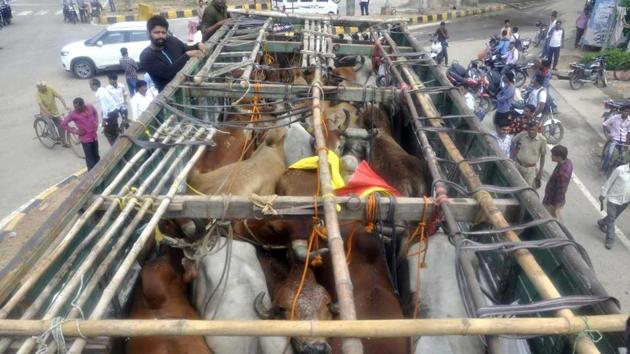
(37, 87, 61, 117)
(289, 151, 346, 190)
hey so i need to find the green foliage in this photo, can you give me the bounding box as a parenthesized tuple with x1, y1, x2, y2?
(619, 0, 630, 7)
(581, 48, 630, 70)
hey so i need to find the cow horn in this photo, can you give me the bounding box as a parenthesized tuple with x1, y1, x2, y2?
(339, 109, 351, 132)
(254, 292, 274, 319)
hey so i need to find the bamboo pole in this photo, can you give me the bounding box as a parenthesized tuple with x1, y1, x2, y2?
(380, 32, 601, 354)
(0, 315, 626, 338)
(193, 24, 235, 84)
(309, 28, 363, 354)
(239, 17, 273, 86)
(13, 127, 204, 354)
(302, 20, 309, 68)
(0, 115, 176, 321)
(66, 129, 214, 354)
(7, 122, 193, 354)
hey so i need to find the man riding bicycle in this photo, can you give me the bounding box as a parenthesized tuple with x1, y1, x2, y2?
(36, 81, 70, 147)
(601, 107, 630, 174)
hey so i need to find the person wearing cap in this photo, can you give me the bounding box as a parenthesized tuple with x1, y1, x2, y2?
(494, 72, 515, 128)
(512, 120, 547, 188)
(36, 82, 70, 147)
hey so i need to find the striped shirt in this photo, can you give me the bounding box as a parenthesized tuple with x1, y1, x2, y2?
(119, 56, 139, 80)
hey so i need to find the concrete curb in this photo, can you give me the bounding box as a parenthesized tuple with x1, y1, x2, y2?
(0, 169, 86, 242)
(99, 3, 272, 24)
(99, 3, 504, 25)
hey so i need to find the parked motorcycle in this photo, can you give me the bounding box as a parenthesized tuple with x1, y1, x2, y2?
(602, 99, 630, 121)
(520, 87, 564, 144)
(0, 0, 12, 27)
(533, 21, 547, 48)
(568, 56, 607, 90)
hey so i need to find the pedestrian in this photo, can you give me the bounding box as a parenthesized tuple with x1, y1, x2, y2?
(527, 76, 547, 119)
(597, 161, 630, 249)
(547, 21, 564, 71)
(108, 0, 115, 12)
(90, 78, 120, 146)
(542, 10, 558, 59)
(542, 145, 573, 219)
(36, 81, 70, 147)
(503, 41, 519, 67)
(61, 98, 100, 171)
(359, 0, 369, 16)
(601, 107, 630, 174)
(511, 26, 523, 51)
(494, 71, 515, 128)
(493, 123, 513, 158)
(129, 80, 158, 120)
(107, 73, 128, 126)
(119, 47, 139, 96)
(140, 15, 208, 92)
(201, 0, 229, 41)
(575, 8, 590, 48)
(495, 29, 510, 58)
(500, 19, 512, 38)
(434, 22, 449, 65)
(512, 120, 547, 188)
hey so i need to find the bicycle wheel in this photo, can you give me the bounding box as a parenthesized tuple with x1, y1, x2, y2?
(68, 133, 85, 158)
(34, 118, 56, 149)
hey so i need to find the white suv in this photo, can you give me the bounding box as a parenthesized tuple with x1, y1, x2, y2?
(60, 22, 150, 79)
(273, 0, 339, 15)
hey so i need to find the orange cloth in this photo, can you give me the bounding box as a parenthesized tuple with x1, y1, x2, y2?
(335, 161, 401, 197)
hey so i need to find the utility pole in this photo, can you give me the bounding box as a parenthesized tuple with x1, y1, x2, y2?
(346, 0, 355, 16)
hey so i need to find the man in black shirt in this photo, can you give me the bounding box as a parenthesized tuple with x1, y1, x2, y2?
(140, 15, 207, 92)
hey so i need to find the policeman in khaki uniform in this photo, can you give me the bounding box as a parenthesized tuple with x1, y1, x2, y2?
(512, 121, 547, 188)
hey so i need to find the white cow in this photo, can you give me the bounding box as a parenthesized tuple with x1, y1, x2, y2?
(193, 237, 292, 354)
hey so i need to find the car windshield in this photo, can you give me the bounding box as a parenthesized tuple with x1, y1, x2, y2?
(85, 29, 107, 46)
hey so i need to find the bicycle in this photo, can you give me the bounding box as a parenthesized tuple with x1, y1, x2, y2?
(600, 140, 629, 177)
(33, 114, 84, 158)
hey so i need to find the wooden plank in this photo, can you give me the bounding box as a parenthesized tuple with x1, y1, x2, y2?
(95, 195, 521, 222)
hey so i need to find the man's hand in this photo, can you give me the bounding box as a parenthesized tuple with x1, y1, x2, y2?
(186, 50, 205, 58)
(197, 42, 208, 55)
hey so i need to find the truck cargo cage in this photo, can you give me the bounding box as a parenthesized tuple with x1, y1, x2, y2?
(0, 12, 625, 354)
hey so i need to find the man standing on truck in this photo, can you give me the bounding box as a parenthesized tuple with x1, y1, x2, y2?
(542, 145, 573, 219)
(512, 120, 547, 188)
(36, 81, 70, 147)
(140, 15, 208, 92)
(61, 98, 100, 171)
(201, 0, 229, 42)
(598, 161, 630, 249)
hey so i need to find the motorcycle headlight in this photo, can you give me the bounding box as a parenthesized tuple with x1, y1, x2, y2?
(61, 51, 69, 56)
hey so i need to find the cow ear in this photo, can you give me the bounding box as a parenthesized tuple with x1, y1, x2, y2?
(182, 258, 197, 284)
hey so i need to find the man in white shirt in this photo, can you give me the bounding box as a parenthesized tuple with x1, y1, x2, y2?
(106, 73, 129, 125)
(598, 162, 630, 249)
(504, 42, 519, 65)
(130, 80, 158, 120)
(90, 78, 120, 146)
(493, 124, 513, 158)
(527, 76, 547, 119)
(547, 21, 564, 71)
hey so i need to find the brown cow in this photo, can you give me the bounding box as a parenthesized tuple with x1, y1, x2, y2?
(318, 223, 408, 354)
(127, 246, 213, 354)
(358, 105, 428, 197)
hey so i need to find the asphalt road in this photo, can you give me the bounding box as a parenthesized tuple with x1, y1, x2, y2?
(411, 0, 630, 310)
(0, 0, 190, 218)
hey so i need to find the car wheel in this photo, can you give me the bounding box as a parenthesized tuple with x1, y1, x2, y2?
(72, 59, 95, 79)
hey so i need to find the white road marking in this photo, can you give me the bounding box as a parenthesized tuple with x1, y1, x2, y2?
(35, 10, 48, 15)
(16, 10, 32, 15)
(55, 9, 62, 15)
(569, 168, 630, 251)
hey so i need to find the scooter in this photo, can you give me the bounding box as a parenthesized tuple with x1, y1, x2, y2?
(430, 39, 445, 64)
(568, 56, 607, 90)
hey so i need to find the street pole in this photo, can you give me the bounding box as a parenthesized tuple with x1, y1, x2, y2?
(346, 0, 354, 16)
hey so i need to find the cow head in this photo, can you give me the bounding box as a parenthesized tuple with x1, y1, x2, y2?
(254, 267, 334, 354)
